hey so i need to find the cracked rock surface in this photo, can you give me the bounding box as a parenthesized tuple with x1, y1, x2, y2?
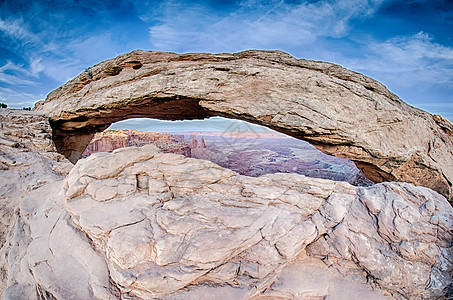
(0, 109, 72, 295)
(4, 142, 449, 299)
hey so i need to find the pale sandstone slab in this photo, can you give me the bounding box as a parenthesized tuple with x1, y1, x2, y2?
(0, 109, 72, 295)
(60, 146, 453, 299)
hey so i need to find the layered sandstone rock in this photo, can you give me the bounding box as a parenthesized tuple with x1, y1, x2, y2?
(34, 50, 453, 202)
(3, 143, 452, 299)
(63, 147, 453, 299)
(82, 130, 191, 157)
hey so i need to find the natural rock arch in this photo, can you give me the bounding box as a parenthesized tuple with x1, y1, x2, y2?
(35, 50, 453, 201)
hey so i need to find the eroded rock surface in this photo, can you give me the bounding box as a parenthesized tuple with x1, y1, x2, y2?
(34, 50, 453, 201)
(0, 109, 72, 295)
(4, 143, 450, 299)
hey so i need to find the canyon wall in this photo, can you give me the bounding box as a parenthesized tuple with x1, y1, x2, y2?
(82, 130, 191, 157)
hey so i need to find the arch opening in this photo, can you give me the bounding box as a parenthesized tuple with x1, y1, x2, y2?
(50, 97, 213, 163)
(49, 96, 392, 186)
(46, 95, 452, 202)
(37, 50, 452, 202)
(80, 116, 373, 187)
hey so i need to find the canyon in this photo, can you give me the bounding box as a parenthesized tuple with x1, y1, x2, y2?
(1, 50, 452, 299)
(83, 129, 372, 186)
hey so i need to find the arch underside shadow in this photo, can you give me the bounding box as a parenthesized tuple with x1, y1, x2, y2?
(38, 50, 452, 202)
(52, 97, 397, 186)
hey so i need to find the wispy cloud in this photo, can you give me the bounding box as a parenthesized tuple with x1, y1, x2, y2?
(0, 18, 39, 45)
(148, 0, 389, 52)
(415, 101, 453, 120)
(0, 10, 121, 105)
(0, 17, 63, 83)
(0, 86, 44, 107)
(0, 61, 38, 85)
(343, 32, 453, 88)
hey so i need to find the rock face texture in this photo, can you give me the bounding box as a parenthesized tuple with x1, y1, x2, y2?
(0, 109, 72, 294)
(3, 142, 452, 299)
(3, 50, 453, 299)
(34, 50, 453, 201)
(1, 109, 453, 299)
(82, 130, 191, 157)
(65, 145, 453, 299)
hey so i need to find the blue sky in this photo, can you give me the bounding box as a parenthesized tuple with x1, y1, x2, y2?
(1, 0, 452, 123)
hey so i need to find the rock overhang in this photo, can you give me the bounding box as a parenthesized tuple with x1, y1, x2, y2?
(34, 49, 453, 202)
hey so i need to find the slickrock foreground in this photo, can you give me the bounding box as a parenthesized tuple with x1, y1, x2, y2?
(0, 109, 72, 294)
(3, 141, 452, 299)
(35, 50, 453, 201)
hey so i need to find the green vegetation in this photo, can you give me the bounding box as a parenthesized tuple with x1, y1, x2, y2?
(0, 103, 7, 108)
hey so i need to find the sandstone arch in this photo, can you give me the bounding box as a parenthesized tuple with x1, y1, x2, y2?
(35, 50, 453, 201)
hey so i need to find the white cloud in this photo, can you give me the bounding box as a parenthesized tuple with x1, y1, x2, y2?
(342, 32, 453, 88)
(0, 61, 38, 85)
(29, 58, 44, 76)
(0, 18, 38, 44)
(0, 18, 58, 86)
(0, 16, 104, 91)
(416, 101, 453, 118)
(0, 86, 44, 107)
(0, 61, 23, 73)
(148, 0, 389, 52)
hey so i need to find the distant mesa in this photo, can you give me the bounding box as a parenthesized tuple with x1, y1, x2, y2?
(82, 129, 191, 157)
(200, 136, 206, 148)
(189, 134, 198, 149)
(82, 130, 210, 158)
(188, 134, 207, 150)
